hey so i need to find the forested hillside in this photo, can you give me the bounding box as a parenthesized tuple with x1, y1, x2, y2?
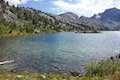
(0, 0, 98, 36)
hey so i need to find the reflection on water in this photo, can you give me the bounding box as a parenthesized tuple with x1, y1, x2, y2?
(0, 31, 120, 73)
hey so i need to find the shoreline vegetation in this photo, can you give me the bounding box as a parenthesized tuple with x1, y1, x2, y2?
(0, 54, 120, 80)
(0, 31, 100, 38)
(0, 19, 100, 38)
(0, 18, 100, 38)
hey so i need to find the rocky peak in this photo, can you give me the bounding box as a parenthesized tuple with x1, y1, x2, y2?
(91, 8, 120, 22)
(59, 12, 79, 20)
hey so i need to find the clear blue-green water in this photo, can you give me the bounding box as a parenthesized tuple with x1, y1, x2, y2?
(0, 31, 120, 73)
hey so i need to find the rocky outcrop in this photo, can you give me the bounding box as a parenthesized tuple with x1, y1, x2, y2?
(59, 12, 79, 21)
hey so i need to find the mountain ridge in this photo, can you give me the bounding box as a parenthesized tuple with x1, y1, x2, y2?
(90, 8, 120, 30)
(0, 0, 99, 36)
(59, 7, 120, 31)
(1, 0, 120, 36)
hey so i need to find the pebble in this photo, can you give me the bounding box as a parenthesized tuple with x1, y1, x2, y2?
(41, 74, 46, 79)
(16, 75, 23, 78)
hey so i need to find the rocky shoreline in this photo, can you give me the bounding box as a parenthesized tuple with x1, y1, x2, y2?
(110, 54, 120, 60)
(0, 53, 120, 80)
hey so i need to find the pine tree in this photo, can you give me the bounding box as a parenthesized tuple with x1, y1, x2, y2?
(6, 1, 9, 6)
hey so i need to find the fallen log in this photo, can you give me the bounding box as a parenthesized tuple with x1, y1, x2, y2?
(0, 60, 14, 65)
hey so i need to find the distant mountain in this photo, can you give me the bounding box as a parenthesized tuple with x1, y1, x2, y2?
(58, 8, 120, 31)
(91, 8, 120, 30)
(92, 8, 120, 22)
(58, 12, 99, 32)
(59, 12, 79, 20)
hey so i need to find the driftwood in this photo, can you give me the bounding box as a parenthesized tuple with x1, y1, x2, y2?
(0, 60, 14, 65)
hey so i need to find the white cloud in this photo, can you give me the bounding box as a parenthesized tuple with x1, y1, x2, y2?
(53, 0, 120, 17)
(5, 0, 40, 6)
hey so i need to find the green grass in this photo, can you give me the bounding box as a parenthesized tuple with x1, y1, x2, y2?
(0, 71, 81, 80)
(82, 58, 120, 80)
(0, 71, 120, 80)
(84, 59, 120, 76)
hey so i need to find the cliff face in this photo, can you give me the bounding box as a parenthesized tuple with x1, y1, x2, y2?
(0, 2, 17, 22)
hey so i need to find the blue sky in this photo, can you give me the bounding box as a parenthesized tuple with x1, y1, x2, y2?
(5, 0, 120, 17)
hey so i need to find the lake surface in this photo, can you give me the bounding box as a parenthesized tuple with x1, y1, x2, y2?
(0, 31, 120, 73)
